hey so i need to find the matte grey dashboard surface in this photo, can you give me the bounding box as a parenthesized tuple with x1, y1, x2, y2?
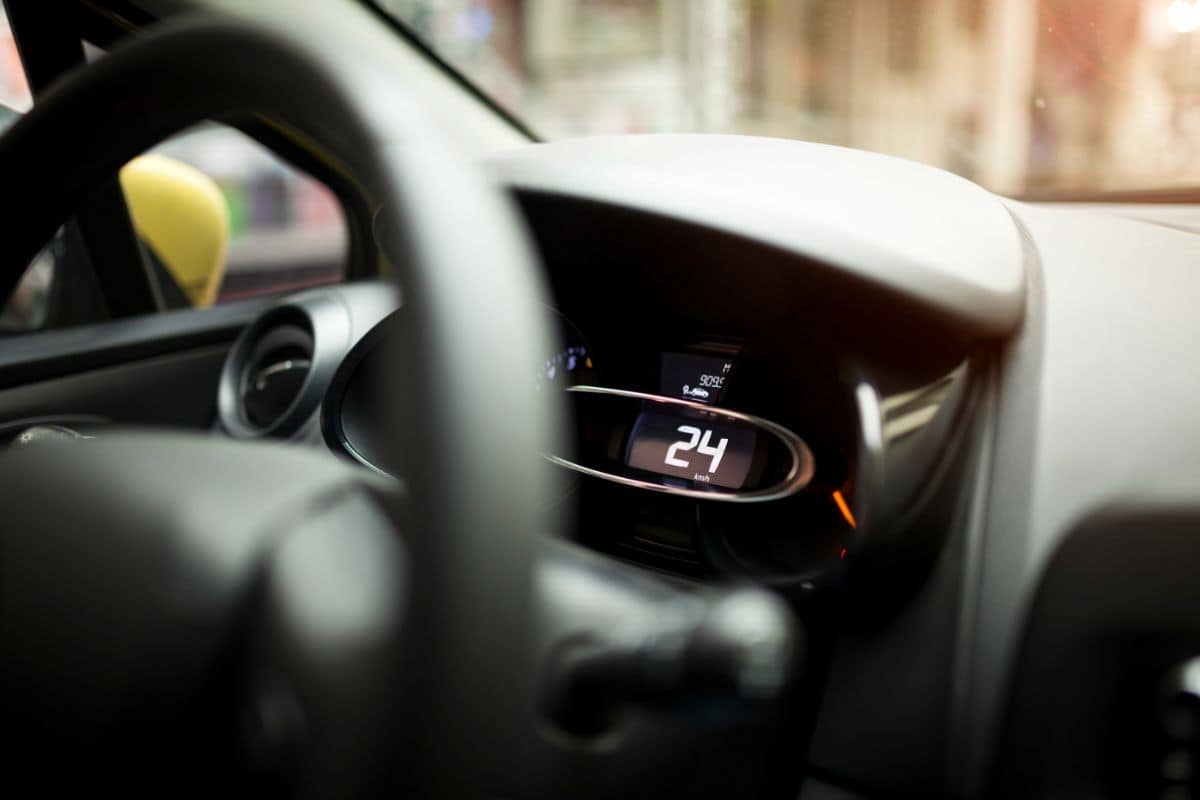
(965, 200, 1200, 794)
(486, 134, 1026, 340)
(1047, 202, 1200, 236)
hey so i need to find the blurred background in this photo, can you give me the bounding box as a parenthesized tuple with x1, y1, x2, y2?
(380, 0, 1200, 196)
(1, 0, 1198, 331)
(4, 2, 1199, 203)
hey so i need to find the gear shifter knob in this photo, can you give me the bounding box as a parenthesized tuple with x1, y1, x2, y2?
(546, 587, 800, 734)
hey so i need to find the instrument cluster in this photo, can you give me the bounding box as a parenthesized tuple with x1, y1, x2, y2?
(320, 299, 969, 592)
(538, 315, 865, 587)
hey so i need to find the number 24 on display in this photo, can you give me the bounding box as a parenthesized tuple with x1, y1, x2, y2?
(665, 426, 728, 473)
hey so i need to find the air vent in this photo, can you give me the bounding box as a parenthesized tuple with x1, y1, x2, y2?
(217, 295, 352, 440)
(239, 323, 313, 430)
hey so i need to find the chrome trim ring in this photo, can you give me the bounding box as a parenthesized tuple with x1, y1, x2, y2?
(546, 385, 815, 503)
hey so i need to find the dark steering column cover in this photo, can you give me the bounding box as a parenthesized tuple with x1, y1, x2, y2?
(0, 434, 399, 793)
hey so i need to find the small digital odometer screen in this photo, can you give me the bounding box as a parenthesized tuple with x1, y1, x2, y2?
(660, 352, 734, 405)
(626, 411, 757, 489)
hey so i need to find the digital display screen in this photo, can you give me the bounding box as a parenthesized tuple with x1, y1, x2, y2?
(626, 411, 757, 489)
(660, 352, 734, 405)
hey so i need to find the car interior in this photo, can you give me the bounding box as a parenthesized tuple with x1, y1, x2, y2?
(2, 0, 1200, 798)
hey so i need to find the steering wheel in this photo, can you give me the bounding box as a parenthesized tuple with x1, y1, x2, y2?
(0, 5, 565, 796)
(0, 5, 804, 798)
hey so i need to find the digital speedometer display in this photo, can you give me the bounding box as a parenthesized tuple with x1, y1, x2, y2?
(626, 411, 757, 489)
(556, 387, 814, 501)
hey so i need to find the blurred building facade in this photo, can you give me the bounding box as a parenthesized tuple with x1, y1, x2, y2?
(385, 0, 1200, 195)
(4, 2, 1200, 195)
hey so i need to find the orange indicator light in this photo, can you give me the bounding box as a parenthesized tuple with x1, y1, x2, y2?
(832, 489, 857, 529)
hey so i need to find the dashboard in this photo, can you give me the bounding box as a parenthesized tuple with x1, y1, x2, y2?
(209, 135, 1200, 800)
(319, 303, 876, 585)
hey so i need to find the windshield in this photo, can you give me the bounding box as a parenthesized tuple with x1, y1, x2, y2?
(376, 0, 1200, 196)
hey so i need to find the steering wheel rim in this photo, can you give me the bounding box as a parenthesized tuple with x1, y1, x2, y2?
(0, 4, 565, 796)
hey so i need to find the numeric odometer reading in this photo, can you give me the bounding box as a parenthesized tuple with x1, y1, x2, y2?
(660, 352, 734, 404)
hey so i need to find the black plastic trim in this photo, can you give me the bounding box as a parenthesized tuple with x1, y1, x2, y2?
(0, 296, 272, 390)
(320, 307, 397, 472)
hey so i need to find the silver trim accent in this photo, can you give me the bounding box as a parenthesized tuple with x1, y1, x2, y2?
(855, 383, 885, 459)
(253, 358, 312, 391)
(547, 385, 815, 503)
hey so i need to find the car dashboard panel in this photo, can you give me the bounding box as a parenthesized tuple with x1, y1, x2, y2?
(200, 136, 999, 800)
(201, 135, 1200, 799)
(206, 136, 1008, 799)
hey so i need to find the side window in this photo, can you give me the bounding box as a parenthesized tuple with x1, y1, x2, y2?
(0, 122, 349, 333)
(0, 10, 349, 333)
(139, 125, 348, 308)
